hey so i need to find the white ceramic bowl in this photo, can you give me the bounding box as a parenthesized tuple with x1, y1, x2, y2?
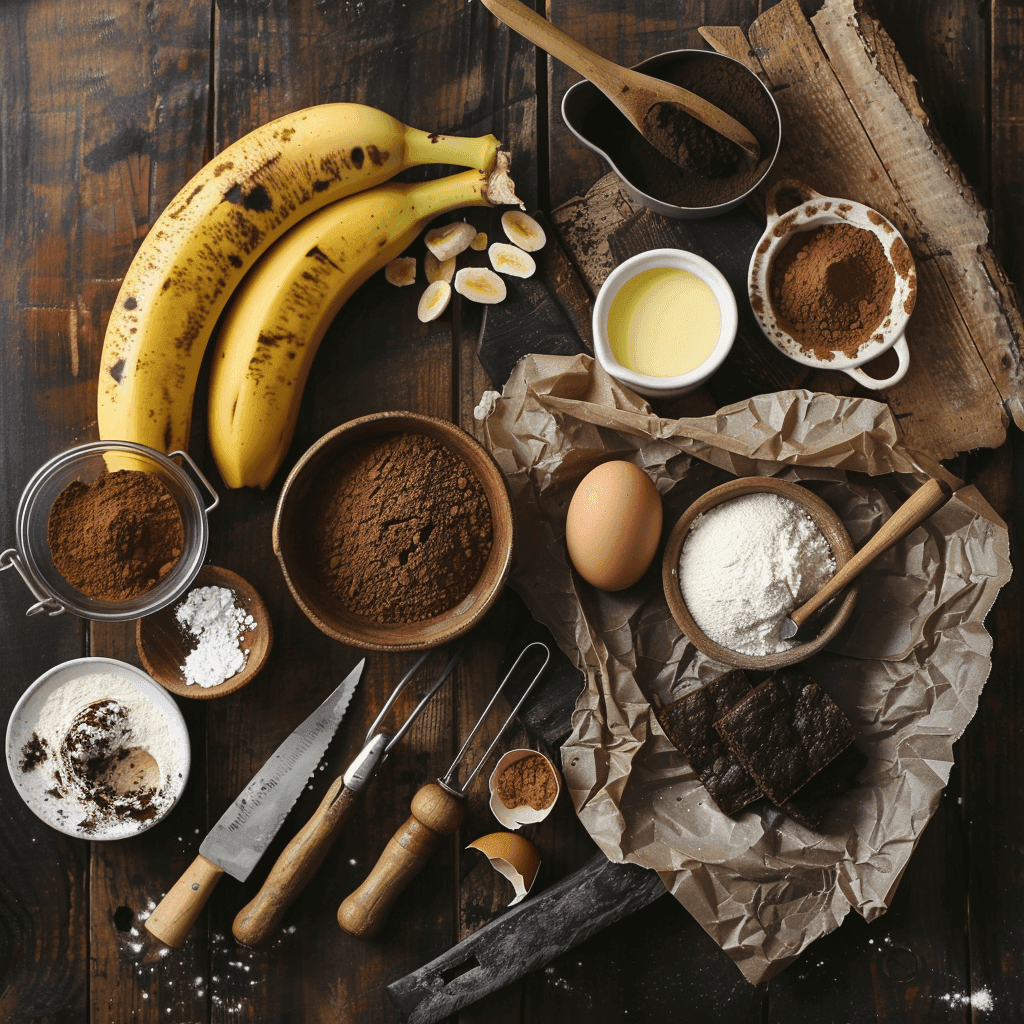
(592, 248, 738, 398)
(748, 180, 917, 391)
(6, 657, 191, 840)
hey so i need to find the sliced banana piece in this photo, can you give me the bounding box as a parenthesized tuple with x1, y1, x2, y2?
(454, 267, 507, 304)
(384, 256, 417, 287)
(470, 231, 488, 251)
(501, 210, 546, 252)
(424, 251, 456, 285)
(489, 242, 536, 279)
(425, 221, 477, 261)
(417, 280, 452, 322)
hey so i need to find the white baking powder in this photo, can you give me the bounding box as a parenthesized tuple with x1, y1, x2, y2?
(20, 671, 182, 837)
(679, 492, 836, 655)
(175, 585, 256, 688)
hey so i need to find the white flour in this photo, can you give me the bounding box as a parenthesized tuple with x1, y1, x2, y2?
(175, 585, 256, 688)
(18, 671, 182, 837)
(679, 492, 837, 655)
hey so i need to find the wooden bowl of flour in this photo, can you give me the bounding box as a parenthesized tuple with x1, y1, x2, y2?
(136, 565, 272, 699)
(662, 477, 857, 671)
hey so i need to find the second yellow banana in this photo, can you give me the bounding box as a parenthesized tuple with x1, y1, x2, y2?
(207, 165, 517, 488)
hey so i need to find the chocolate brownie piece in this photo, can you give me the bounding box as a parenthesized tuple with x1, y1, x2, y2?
(714, 670, 857, 807)
(782, 744, 867, 830)
(658, 670, 763, 816)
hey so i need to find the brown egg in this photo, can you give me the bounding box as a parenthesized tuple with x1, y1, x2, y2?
(565, 460, 663, 590)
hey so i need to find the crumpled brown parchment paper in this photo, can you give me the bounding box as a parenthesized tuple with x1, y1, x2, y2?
(476, 352, 1011, 985)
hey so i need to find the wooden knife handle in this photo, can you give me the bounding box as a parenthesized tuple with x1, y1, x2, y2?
(145, 854, 224, 947)
(232, 778, 360, 948)
(792, 477, 953, 628)
(338, 782, 464, 938)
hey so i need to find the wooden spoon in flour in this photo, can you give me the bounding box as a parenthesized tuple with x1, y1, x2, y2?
(779, 478, 953, 640)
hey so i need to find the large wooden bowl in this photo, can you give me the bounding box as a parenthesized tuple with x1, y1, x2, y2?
(274, 411, 514, 651)
(662, 477, 857, 671)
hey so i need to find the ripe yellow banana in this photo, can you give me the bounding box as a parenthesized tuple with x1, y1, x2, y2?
(96, 103, 500, 455)
(208, 161, 518, 489)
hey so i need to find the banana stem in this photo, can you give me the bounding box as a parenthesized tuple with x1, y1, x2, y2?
(403, 127, 501, 173)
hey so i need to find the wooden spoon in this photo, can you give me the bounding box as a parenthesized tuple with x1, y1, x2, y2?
(478, 0, 760, 164)
(779, 478, 953, 640)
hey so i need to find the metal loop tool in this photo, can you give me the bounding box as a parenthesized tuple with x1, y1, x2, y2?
(338, 640, 551, 938)
(232, 645, 465, 947)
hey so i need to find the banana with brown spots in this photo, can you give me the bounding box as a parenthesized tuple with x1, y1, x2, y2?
(96, 104, 500, 456)
(207, 159, 519, 489)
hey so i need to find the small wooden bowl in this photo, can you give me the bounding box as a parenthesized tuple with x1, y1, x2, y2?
(662, 477, 857, 671)
(136, 565, 273, 699)
(273, 411, 514, 651)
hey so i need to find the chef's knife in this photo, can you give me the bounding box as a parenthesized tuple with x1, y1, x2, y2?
(145, 659, 365, 947)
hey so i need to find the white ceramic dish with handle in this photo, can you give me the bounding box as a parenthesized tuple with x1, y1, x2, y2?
(747, 179, 917, 391)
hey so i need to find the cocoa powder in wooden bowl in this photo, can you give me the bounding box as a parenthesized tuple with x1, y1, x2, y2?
(662, 477, 858, 671)
(274, 411, 514, 651)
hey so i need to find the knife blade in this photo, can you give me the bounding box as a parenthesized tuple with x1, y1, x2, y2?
(145, 659, 365, 947)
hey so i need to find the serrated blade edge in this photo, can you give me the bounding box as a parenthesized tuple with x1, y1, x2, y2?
(200, 658, 365, 880)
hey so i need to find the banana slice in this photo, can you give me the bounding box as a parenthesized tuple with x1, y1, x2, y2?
(501, 210, 546, 252)
(454, 267, 507, 304)
(417, 280, 452, 322)
(384, 256, 417, 287)
(489, 242, 536, 279)
(424, 251, 456, 285)
(425, 221, 477, 261)
(470, 231, 488, 251)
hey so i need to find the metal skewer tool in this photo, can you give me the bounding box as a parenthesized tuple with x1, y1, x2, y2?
(232, 646, 465, 947)
(337, 641, 551, 938)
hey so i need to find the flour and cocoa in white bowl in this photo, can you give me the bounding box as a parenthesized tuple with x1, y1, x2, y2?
(6, 657, 190, 839)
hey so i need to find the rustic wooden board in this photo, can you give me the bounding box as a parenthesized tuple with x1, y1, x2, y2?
(548, 0, 1023, 465)
(3, 0, 1023, 1021)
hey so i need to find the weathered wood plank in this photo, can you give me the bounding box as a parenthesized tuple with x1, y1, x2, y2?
(388, 854, 667, 1024)
(958, 438, 1024, 1019)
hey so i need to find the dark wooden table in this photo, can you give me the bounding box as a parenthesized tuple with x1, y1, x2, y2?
(2, 1, 1022, 1022)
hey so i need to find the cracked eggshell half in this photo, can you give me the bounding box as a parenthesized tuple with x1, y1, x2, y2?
(488, 748, 561, 829)
(467, 832, 541, 906)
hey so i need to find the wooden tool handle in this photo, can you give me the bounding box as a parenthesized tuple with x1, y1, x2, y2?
(232, 778, 360, 948)
(337, 782, 465, 938)
(792, 477, 953, 628)
(478, 0, 622, 95)
(145, 854, 224, 947)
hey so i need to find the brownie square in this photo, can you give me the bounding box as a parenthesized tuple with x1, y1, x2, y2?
(781, 744, 867, 830)
(658, 670, 764, 816)
(714, 670, 857, 807)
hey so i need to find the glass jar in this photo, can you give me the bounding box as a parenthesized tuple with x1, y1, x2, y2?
(1, 441, 217, 619)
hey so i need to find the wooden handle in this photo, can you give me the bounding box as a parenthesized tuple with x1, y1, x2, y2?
(478, 0, 623, 96)
(145, 854, 224, 947)
(337, 782, 464, 938)
(232, 779, 360, 948)
(792, 478, 953, 628)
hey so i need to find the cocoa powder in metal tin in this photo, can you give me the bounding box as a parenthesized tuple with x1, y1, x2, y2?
(46, 470, 184, 601)
(311, 431, 493, 623)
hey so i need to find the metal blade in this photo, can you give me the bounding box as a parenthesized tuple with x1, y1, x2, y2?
(199, 659, 365, 881)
